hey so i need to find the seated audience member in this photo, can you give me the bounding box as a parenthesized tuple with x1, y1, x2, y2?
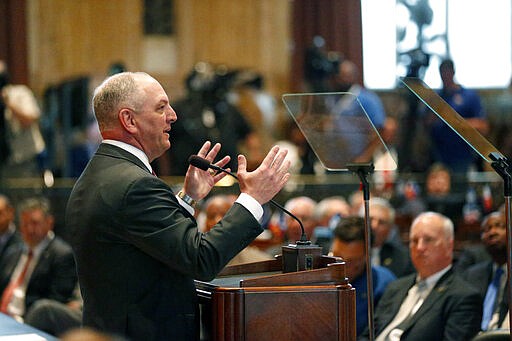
(315, 196, 351, 227)
(0, 194, 23, 263)
(331, 216, 396, 336)
(423, 163, 465, 225)
(266, 196, 318, 256)
(391, 179, 426, 220)
(282, 196, 318, 243)
(349, 190, 365, 216)
(455, 243, 491, 273)
(462, 211, 509, 331)
(311, 195, 351, 253)
(369, 197, 414, 278)
(361, 212, 482, 341)
(0, 197, 77, 322)
(204, 194, 272, 266)
(454, 212, 493, 272)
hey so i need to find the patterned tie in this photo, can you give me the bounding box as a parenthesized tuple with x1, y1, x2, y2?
(481, 267, 504, 330)
(0, 249, 34, 314)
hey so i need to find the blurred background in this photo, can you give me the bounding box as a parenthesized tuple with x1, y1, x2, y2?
(0, 0, 511, 251)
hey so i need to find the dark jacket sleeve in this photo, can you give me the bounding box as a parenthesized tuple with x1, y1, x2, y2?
(108, 175, 263, 281)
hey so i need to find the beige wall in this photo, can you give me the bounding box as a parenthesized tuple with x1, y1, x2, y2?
(27, 0, 291, 101)
(27, 0, 143, 96)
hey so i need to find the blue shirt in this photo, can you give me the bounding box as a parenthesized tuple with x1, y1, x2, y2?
(352, 265, 397, 336)
(431, 86, 485, 172)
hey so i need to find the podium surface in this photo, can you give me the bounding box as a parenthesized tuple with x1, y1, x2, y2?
(196, 258, 356, 341)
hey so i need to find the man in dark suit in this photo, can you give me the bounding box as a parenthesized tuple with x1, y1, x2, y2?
(0, 197, 77, 322)
(0, 194, 23, 263)
(65, 71, 290, 341)
(361, 211, 482, 341)
(463, 211, 508, 330)
(369, 197, 414, 278)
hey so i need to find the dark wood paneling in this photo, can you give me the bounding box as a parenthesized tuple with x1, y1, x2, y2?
(0, 0, 28, 85)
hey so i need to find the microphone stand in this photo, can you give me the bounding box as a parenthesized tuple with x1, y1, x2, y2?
(489, 152, 512, 330)
(214, 167, 322, 273)
(347, 162, 375, 341)
(190, 155, 322, 272)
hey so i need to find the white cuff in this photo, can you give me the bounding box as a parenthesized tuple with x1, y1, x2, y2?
(236, 193, 263, 223)
(176, 195, 195, 216)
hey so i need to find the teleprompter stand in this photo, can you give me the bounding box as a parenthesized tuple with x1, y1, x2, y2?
(282, 92, 397, 341)
(402, 77, 512, 331)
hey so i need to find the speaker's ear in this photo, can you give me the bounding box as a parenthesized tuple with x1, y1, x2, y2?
(119, 108, 137, 133)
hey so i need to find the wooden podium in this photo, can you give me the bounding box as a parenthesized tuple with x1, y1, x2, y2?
(195, 254, 356, 341)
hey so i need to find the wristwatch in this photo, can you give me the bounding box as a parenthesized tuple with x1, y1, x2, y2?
(177, 190, 197, 208)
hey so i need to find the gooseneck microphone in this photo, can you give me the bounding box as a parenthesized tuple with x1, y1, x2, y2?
(188, 155, 311, 244)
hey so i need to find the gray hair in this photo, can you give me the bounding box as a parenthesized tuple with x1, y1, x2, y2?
(18, 197, 52, 217)
(284, 196, 317, 212)
(314, 196, 348, 220)
(411, 211, 454, 240)
(369, 197, 395, 223)
(92, 71, 149, 131)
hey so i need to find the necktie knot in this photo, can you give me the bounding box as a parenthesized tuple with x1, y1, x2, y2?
(494, 267, 504, 282)
(416, 280, 427, 291)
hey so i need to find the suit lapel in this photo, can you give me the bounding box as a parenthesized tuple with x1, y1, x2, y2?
(399, 269, 453, 331)
(31, 239, 53, 279)
(95, 143, 196, 220)
(381, 275, 417, 328)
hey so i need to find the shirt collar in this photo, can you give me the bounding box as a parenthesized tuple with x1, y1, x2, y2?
(417, 264, 452, 290)
(102, 139, 152, 173)
(493, 262, 508, 274)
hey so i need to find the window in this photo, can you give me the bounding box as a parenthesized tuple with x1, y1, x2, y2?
(361, 0, 511, 89)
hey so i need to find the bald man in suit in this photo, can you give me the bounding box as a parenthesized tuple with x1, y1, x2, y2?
(361, 212, 482, 341)
(66, 72, 290, 341)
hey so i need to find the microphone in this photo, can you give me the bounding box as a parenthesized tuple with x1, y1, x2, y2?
(188, 154, 311, 244)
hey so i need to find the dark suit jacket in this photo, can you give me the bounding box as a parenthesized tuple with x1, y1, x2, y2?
(463, 260, 509, 327)
(0, 236, 77, 311)
(66, 143, 264, 341)
(361, 269, 482, 341)
(454, 244, 491, 273)
(0, 229, 23, 264)
(380, 238, 415, 278)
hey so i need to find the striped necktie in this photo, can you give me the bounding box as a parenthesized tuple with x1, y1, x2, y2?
(0, 249, 34, 314)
